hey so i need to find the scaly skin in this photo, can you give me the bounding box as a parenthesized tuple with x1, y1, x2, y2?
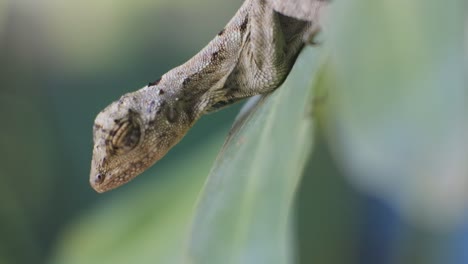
(90, 0, 327, 193)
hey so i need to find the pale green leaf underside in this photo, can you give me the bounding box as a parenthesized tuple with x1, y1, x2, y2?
(187, 47, 325, 264)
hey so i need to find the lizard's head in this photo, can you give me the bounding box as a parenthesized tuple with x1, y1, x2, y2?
(90, 87, 193, 193)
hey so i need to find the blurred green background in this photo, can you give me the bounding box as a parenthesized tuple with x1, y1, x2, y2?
(0, 0, 466, 264)
(0, 0, 243, 263)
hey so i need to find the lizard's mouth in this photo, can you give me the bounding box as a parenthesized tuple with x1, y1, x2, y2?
(89, 166, 139, 193)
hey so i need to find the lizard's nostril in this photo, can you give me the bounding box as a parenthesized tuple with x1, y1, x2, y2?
(95, 173, 105, 184)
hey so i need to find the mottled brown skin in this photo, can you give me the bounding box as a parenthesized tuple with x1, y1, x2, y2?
(90, 0, 327, 193)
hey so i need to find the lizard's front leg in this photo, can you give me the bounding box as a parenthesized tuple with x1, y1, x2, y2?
(217, 0, 322, 103)
(204, 3, 323, 114)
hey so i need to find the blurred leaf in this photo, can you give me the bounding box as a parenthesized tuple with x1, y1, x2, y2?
(186, 47, 325, 263)
(324, 0, 468, 228)
(48, 130, 228, 264)
(0, 1, 6, 37)
(36, 0, 240, 73)
(295, 135, 361, 264)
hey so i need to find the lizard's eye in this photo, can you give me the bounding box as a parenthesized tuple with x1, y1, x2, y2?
(107, 115, 141, 155)
(94, 173, 105, 184)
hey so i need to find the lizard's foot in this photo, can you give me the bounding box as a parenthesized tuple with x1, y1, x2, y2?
(304, 24, 323, 46)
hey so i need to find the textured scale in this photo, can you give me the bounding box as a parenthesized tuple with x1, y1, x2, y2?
(90, 0, 328, 193)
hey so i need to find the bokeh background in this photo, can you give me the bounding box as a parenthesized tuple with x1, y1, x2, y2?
(0, 0, 242, 263)
(0, 0, 466, 264)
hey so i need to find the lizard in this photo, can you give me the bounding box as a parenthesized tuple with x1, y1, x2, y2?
(90, 0, 328, 193)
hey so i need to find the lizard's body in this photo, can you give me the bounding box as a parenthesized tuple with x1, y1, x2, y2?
(90, 0, 327, 193)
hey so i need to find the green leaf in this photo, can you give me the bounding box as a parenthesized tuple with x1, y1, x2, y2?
(186, 47, 325, 263)
(324, 0, 468, 228)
